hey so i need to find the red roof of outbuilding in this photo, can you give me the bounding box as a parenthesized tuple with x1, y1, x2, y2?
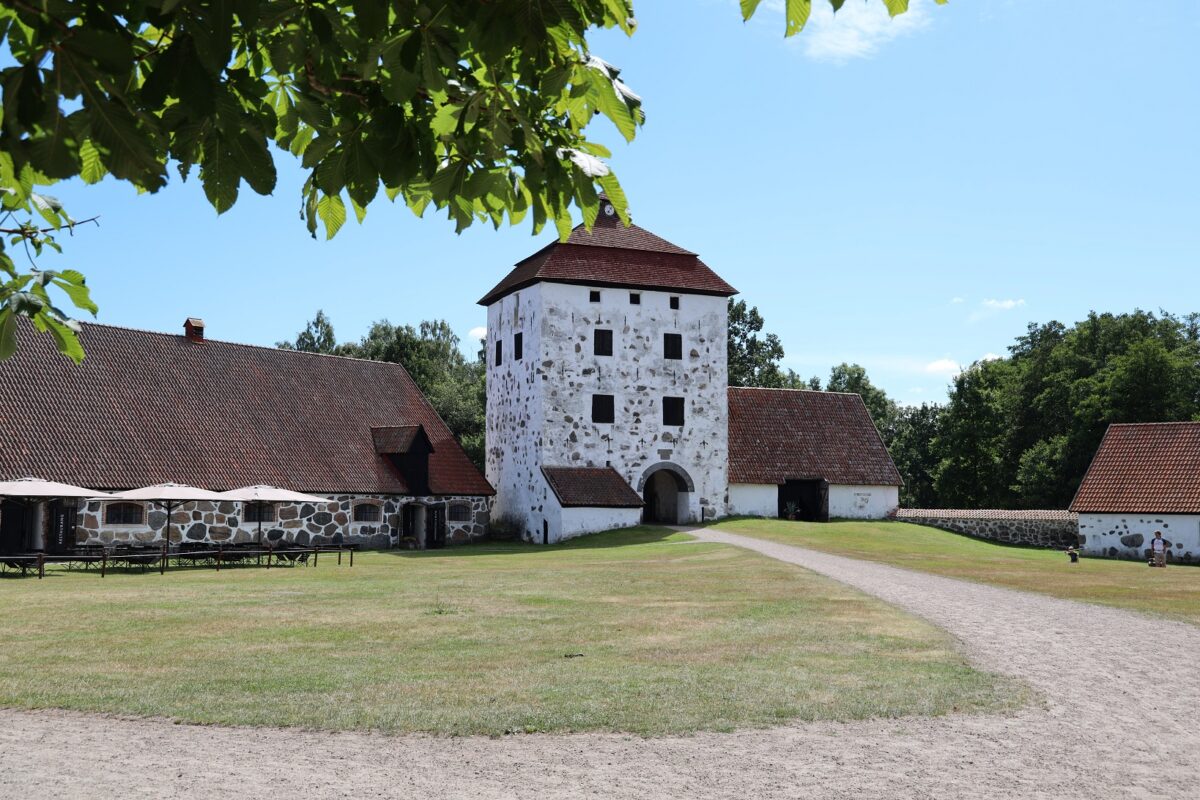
(478, 212, 736, 305)
(727, 387, 902, 487)
(541, 466, 644, 508)
(0, 320, 493, 496)
(1070, 422, 1200, 513)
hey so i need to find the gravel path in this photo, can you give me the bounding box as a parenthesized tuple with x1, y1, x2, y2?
(3, 529, 1197, 799)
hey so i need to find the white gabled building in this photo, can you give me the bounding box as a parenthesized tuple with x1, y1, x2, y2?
(726, 386, 902, 521)
(481, 199, 902, 544)
(1071, 422, 1200, 562)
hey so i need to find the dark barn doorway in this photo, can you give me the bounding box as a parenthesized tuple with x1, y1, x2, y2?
(638, 463, 695, 526)
(0, 501, 33, 556)
(0, 500, 32, 555)
(778, 480, 829, 522)
(644, 470, 686, 524)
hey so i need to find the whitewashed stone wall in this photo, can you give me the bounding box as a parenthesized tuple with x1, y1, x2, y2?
(487, 282, 729, 542)
(485, 284, 546, 536)
(727, 483, 899, 519)
(1079, 513, 1200, 562)
(549, 501, 642, 544)
(74, 494, 489, 549)
(728, 483, 778, 517)
(828, 485, 900, 519)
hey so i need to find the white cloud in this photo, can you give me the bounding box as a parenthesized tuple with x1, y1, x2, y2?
(969, 297, 1026, 322)
(467, 326, 487, 342)
(951, 296, 965, 304)
(980, 352, 1003, 362)
(981, 298, 1025, 311)
(797, 0, 935, 63)
(924, 358, 961, 376)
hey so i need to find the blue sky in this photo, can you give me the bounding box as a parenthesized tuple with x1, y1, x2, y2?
(37, 0, 1200, 405)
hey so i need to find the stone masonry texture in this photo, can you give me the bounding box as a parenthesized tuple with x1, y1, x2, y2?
(895, 509, 1080, 549)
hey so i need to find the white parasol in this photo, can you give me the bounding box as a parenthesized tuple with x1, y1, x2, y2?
(216, 485, 331, 546)
(108, 483, 227, 548)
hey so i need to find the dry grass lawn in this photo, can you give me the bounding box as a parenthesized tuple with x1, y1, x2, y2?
(0, 528, 1022, 735)
(714, 519, 1200, 625)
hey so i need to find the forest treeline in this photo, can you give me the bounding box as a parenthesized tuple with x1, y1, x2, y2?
(281, 305, 1200, 511)
(907, 309, 1200, 509)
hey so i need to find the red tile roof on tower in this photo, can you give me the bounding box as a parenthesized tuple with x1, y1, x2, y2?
(0, 320, 494, 496)
(727, 387, 902, 486)
(477, 207, 736, 305)
(1070, 422, 1200, 513)
(541, 466, 644, 508)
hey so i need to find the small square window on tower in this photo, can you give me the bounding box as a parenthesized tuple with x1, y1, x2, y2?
(494, 339, 503, 366)
(664, 333, 682, 360)
(589, 290, 601, 303)
(663, 396, 685, 427)
(669, 296, 680, 310)
(594, 329, 613, 357)
(513, 332, 523, 361)
(629, 292, 641, 305)
(592, 394, 615, 424)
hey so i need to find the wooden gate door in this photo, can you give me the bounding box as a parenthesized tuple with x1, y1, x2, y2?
(402, 504, 418, 540)
(425, 505, 446, 549)
(46, 500, 78, 554)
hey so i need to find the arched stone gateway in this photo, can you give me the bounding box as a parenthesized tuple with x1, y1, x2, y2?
(638, 463, 694, 525)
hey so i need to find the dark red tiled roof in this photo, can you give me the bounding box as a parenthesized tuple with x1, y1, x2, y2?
(1070, 422, 1200, 513)
(478, 214, 736, 305)
(0, 320, 493, 497)
(565, 220, 694, 255)
(541, 466, 644, 508)
(727, 387, 902, 487)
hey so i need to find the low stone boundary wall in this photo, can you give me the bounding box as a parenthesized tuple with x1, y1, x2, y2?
(895, 509, 1079, 549)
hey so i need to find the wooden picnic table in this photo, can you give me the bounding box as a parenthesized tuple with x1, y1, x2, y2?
(0, 544, 357, 578)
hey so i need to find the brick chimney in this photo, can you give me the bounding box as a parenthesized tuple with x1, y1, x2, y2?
(183, 317, 206, 343)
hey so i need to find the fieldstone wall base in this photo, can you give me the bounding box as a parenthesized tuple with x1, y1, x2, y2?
(75, 494, 491, 549)
(895, 509, 1080, 549)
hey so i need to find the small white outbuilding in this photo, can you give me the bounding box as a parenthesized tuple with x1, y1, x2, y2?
(1071, 421, 1200, 562)
(726, 387, 902, 521)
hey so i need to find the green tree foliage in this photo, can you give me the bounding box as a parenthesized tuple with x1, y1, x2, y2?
(934, 310, 1200, 509)
(0, 173, 98, 362)
(739, 0, 944, 36)
(0, 0, 645, 362)
(276, 309, 342, 354)
(1, 0, 930, 362)
(930, 358, 1016, 508)
(279, 311, 486, 467)
(890, 403, 942, 508)
(727, 299, 788, 388)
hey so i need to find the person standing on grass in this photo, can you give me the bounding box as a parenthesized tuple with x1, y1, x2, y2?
(1151, 531, 1167, 567)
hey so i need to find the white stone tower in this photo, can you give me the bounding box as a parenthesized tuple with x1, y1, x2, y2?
(480, 200, 737, 543)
